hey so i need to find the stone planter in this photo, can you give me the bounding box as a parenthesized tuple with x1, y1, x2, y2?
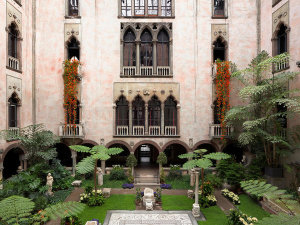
(265, 167, 283, 178)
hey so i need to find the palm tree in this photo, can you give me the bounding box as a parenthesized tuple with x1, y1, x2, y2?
(69, 145, 123, 192)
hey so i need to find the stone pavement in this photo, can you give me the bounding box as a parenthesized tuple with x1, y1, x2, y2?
(214, 190, 236, 213)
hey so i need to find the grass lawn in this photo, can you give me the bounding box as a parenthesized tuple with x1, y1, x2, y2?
(165, 175, 192, 190)
(237, 194, 270, 220)
(78, 194, 136, 224)
(82, 175, 127, 189)
(162, 195, 227, 225)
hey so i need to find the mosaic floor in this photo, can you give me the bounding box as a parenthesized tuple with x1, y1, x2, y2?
(103, 210, 203, 225)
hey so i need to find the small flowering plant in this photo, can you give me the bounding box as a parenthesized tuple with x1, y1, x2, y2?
(160, 183, 172, 189)
(79, 189, 105, 206)
(122, 183, 134, 189)
(227, 209, 258, 225)
(222, 188, 240, 204)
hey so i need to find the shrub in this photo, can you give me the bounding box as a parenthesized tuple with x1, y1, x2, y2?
(205, 173, 223, 188)
(155, 188, 162, 202)
(245, 156, 266, 180)
(122, 183, 134, 189)
(126, 154, 137, 168)
(80, 190, 105, 206)
(167, 165, 182, 180)
(227, 209, 258, 225)
(160, 184, 171, 189)
(199, 194, 217, 208)
(216, 159, 245, 186)
(160, 168, 166, 184)
(136, 188, 142, 202)
(221, 189, 240, 204)
(199, 181, 214, 196)
(109, 165, 126, 180)
(61, 216, 82, 225)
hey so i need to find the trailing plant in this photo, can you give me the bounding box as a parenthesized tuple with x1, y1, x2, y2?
(69, 145, 123, 193)
(225, 52, 300, 167)
(63, 59, 80, 128)
(216, 60, 231, 139)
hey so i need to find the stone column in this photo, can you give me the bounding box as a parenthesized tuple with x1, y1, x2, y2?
(101, 160, 106, 174)
(145, 103, 149, 135)
(71, 150, 77, 176)
(190, 168, 195, 187)
(161, 102, 165, 135)
(130, 151, 135, 176)
(120, 40, 124, 75)
(113, 103, 116, 135)
(153, 40, 157, 75)
(192, 170, 200, 217)
(129, 102, 133, 135)
(136, 41, 140, 75)
(176, 104, 181, 135)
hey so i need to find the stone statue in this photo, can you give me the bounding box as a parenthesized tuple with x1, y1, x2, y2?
(97, 168, 103, 186)
(46, 173, 54, 196)
(241, 155, 247, 165)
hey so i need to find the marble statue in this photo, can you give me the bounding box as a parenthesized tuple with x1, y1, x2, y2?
(46, 173, 54, 196)
(97, 168, 103, 186)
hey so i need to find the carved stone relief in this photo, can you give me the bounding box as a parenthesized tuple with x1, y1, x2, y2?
(7, 75, 22, 102)
(211, 24, 228, 43)
(272, 2, 289, 34)
(7, 2, 22, 34)
(64, 23, 81, 43)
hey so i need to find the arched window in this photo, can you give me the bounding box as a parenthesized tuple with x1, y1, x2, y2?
(68, 0, 79, 16)
(8, 93, 19, 128)
(277, 24, 287, 55)
(164, 96, 177, 127)
(148, 0, 158, 15)
(140, 29, 153, 66)
(8, 23, 18, 59)
(148, 96, 161, 126)
(132, 96, 145, 126)
(157, 29, 169, 66)
(67, 100, 80, 124)
(116, 96, 129, 126)
(123, 29, 136, 66)
(213, 0, 225, 17)
(213, 37, 226, 61)
(68, 37, 80, 60)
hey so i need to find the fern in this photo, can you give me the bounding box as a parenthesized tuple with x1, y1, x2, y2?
(42, 201, 85, 220)
(256, 213, 300, 225)
(0, 195, 34, 225)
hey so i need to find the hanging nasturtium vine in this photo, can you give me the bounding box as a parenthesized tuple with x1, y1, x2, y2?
(216, 60, 231, 139)
(63, 59, 80, 128)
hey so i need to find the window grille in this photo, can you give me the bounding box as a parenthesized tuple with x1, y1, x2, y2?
(161, 0, 172, 17)
(213, 0, 225, 17)
(148, 0, 158, 15)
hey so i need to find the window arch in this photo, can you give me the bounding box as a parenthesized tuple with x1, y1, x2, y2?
(164, 96, 177, 127)
(213, 37, 226, 61)
(67, 37, 80, 60)
(132, 96, 145, 126)
(8, 93, 20, 128)
(157, 29, 169, 66)
(123, 29, 136, 66)
(8, 23, 19, 59)
(140, 29, 153, 66)
(148, 96, 161, 126)
(276, 24, 287, 55)
(116, 96, 129, 126)
(67, 100, 80, 124)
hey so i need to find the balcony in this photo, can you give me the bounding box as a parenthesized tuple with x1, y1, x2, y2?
(59, 124, 84, 138)
(7, 56, 20, 71)
(6, 127, 20, 141)
(157, 66, 171, 76)
(165, 126, 177, 136)
(133, 126, 145, 136)
(209, 124, 233, 138)
(149, 126, 160, 136)
(116, 126, 129, 136)
(140, 66, 153, 76)
(123, 66, 136, 76)
(273, 57, 289, 73)
(115, 125, 178, 137)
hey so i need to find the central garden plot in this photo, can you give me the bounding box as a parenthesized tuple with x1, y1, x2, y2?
(103, 210, 201, 225)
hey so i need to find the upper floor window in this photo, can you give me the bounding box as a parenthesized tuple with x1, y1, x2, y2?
(157, 29, 169, 66)
(277, 24, 287, 55)
(212, 0, 227, 18)
(120, 0, 173, 17)
(132, 96, 145, 126)
(140, 29, 153, 67)
(8, 93, 20, 128)
(67, 0, 79, 17)
(116, 96, 129, 126)
(67, 37, 80, 60)
(148, 96, 161, 126)
(164, 96, 177, 127)
(7, 23, 21, 71)
(123, 29, 136, 66)
(213, 37, 226, 61)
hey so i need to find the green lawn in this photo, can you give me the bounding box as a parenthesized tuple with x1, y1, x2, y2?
(165, 175, 192, 190)
(82, 175, 127, 189)
(162, 195, 227, 225)
(78, 194, 136, 224)
(237, 194, 270, 220)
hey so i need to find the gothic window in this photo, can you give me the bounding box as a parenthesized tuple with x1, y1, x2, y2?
(123, 29, 136, 66)
(135, 0, 145, 15)
(213, 37, 226, 61)
(148, 96, 161, 126)
(213, 0, 225, 17)
(157, 29, 169, 66)
(148, 0, 158, 16)
(67, 100, 80, 124)
(68, 0, 79, 16)
(116, 96, 129, 126)
(161, 0, 172, 17)
(164, 96, 177, 127)
(140, 29, 153, 66)
(8, 93, 19, 128)
(122, 0, 132, 16)
(277, 24, 287, 55)
(67, 37, 80, 60)
(8, 23, 18, 59)
(132, 96, 145, 126)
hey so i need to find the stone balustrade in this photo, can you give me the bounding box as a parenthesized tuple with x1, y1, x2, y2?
(157, 66, 170, 76)
(149, 126, 161, 136)
(59, 124, 84, 138)
(209, 124, 233, 138)
(123, 66, 136, 76)
(116, 126, 129, 136)
(140, 66, 153, 76)
(8, 56, 20, 71)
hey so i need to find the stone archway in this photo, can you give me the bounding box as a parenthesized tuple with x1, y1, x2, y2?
(134, 143, 159, 167)
(55, 143, 72, 167)
(163, 142, 188, 166)
(3, 147, 25, 179)
(106, 143, 131, 167)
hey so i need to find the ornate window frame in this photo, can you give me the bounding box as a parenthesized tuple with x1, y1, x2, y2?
(65, 0, 80, 18)
(212, 0, 228, 19)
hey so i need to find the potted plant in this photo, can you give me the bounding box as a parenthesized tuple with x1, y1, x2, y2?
(157, 152, 167, 175)
(135, 188, 142, 206)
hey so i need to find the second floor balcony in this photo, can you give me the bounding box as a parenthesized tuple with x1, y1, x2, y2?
(59, 124, 85, 138)
(116, 125, 178, 137)
(209, 124, 233, 139)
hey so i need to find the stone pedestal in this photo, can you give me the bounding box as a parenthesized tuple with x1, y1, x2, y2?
(192, 203, 200, 217)
(103, 188, 111, 198)
(187, 190, 194, 199)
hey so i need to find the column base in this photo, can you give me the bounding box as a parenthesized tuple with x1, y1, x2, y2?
(192, 203, 200, 217)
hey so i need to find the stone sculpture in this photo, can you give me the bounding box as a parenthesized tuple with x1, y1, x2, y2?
(46, 173, 54, 196)
(143, 188, 155, 210)
(97, 168, 103, 186)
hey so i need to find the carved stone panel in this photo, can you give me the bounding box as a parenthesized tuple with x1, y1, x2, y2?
(272, 2, 289, 34)
(64, 23, 81, 43)
(7, 75, 22, 102)
(211, 24, 228, 43)
(7, 2, 22, 34)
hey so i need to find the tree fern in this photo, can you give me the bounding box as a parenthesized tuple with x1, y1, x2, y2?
(256, 213, 300, 225)
(0, 195, 34, 225)
(42, 201, 85, 220)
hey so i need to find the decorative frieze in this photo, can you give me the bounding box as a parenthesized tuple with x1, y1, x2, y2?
(7, 75, 22, 102)
(7, 2, 22, 34)
(272, 2, 289, 34)
(64, 23, 81, 43)
(211, 24, 228, 43)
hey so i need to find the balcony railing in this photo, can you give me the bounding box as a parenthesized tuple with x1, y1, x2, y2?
(116, 126, 129, 136)
(6, 127, 20, 141)
(149, 126, 160, 136)
(8, 56, 20, 71)
(157, 66, 170, 76)
(133, 126, 145, 136)
(59, 124, 84, 138)
(165, 126, 177, 136)
(209, 124, 233, 138)
(123, 66, 136, 76)
(273, 57, 289, 72)
(140, 66, 153, 76)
